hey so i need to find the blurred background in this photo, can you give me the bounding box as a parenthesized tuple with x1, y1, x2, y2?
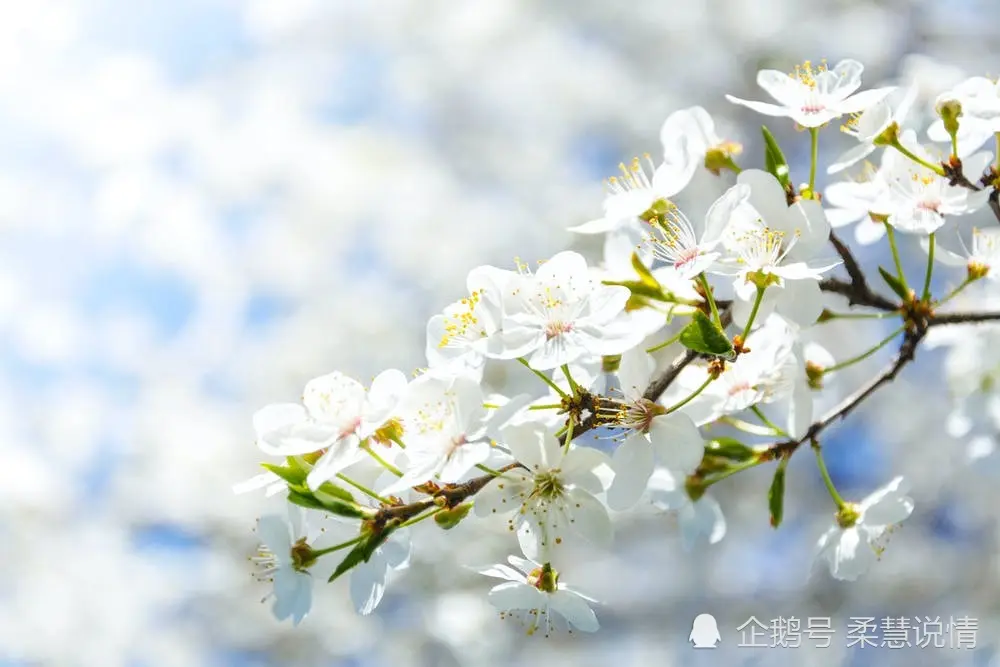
(2, 1, 1000, 665)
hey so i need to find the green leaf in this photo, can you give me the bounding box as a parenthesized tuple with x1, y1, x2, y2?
(878, 266, 911, 301)
(328, 525, 396, 582)
(316, 481, 355, 503)
(706, 437, 757, 462)
(679, 310, 735, 358)
(287, 490, 326, 511)
(631, 251, 661, 289)
(327, 541, 369, 582)
(761, 125, 791, 189)
(768, 461, 787, 529)
(261, 462, 307, 486)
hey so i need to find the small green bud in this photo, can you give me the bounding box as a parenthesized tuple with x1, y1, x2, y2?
(806, 361, 825, 389)
(936, 98, 963, 145)
(704, 141, 743, 176)
(434, 502, 473, 530)
(601, 355, 622, 373)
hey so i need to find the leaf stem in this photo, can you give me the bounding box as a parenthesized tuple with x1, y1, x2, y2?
(741, 285, 767, 340)
(336, 473, 392, 504)
(822, 325, 907, 374)
(809, 126, 819, 192)
(518, 358, 567, 397)
(883, 222, 911, 297)
(646, 328, 685, 354)
(664, 373, 714, 414)
(922, 232, 935, 302)
(697, 273, 722, 329)
(812, 442, 845, 509)
(751, 405, 789, 438)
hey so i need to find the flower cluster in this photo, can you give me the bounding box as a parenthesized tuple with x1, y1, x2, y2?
(237, 59, 1000, 632)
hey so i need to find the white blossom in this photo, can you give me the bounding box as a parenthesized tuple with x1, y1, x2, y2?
(252, 369, 408, 490)
(475, 422, 612, 561)
(648, 468, 726, 549)
(475, 555, 599, 635)
(721, 170, 839, 327)
(726, 59, 894, 128)
(495, 251, 642, 370)
(815, 477, 914, 581)
(643, 184, 749, 280)
(928, 76, 1000, 154)
(604, 348, 707, 511)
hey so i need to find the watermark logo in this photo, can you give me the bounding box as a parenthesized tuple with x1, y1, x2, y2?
(690, 613, 721, 648)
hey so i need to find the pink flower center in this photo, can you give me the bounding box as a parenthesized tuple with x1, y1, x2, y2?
(544, 320, 573, 340)
(339, 416, 362, 439)
(727, 381, 752, 397)
(800, 104, 825, 115)
(917, 199, 942, 213)
(674, 247, 700, 269)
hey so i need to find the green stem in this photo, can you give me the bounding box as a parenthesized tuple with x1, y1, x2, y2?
(399, 506, 445, 529)
(311, 535, 364, 558)
(741, 285, 767, 340)
(937, 277, 975, 306)
(646, 328, 685, 354)
(922, 233, 935, 302)
(822, 325, 906, 374)
(719, 415, 783, 437)
(664, 374, 715, 414)
(812, 443, 845, 509)
(750, 405, 789, 438)
(820, 310, 898, 321)
(889, 141, 946, 176)
(809, 126, 819, 192)
(561, 364, 581, 395)
(529, 403, 563, 411)
(705, 457, 766, 487)
(362, 443, 404, 477)
(561, 418, 576, 454)
(883, 222, 911, 296)
(697, 273, 722, 329)
(336, 473, 393, 504)
(475, 463, 504, 477)
(518, 358, 567, 398)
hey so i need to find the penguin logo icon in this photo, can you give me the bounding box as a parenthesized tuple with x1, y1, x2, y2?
(690, 613, 721, 648)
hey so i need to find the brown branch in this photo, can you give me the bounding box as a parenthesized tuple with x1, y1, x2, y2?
(944, 158, 1000, 225)
(765, 327, 925, 460)
(819, 276, 898, 312)
(643, 348, 699, 403)
(929, 311, 1000, 326)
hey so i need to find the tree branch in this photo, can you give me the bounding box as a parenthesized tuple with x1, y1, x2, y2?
(765, 327, 925, 459)
(819, 276, 898, 312)
(929, 311, 1000, 326)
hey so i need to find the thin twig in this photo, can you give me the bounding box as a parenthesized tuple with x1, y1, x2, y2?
(764, 328, 925, 459)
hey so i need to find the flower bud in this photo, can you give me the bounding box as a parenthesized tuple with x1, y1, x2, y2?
(434, 502, 473, 530)
(935, 97, 963, 146)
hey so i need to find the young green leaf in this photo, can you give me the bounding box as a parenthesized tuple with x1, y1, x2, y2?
(761, 125, 791, 190)
(878, 266, 911, 301)
(768, 459, 788, 528)
(679, 310, 735, 358)
(706, 437, 757, 462)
